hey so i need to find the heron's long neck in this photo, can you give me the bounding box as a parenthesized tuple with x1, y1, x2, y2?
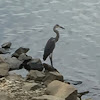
(53, 27, 59, 42)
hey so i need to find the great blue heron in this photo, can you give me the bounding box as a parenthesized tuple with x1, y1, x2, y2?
(43, 24, 64, 67)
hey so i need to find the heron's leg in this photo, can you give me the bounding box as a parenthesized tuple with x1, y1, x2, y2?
(49, 53, 53, 67)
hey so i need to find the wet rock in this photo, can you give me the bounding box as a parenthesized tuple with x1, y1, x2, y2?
(65, 79, 82, 85)
(12, 47, 29, 58)
(32, 95, 64, 100)
(1, 42, 12, 48)
(85, 99, 93, 100)
(18, 53, 32, 61)
(46, 80, 77, 100)
(0, 63, 9, 78)
(43, 63, 58, 72)
(26, 70, 45, 81)
(77, 91, 89, 100)
(4, 57, 23, 70)
(23, 82, 40, 91)
(24, 58, 43, 71)
(43, 71, 64, 86)
(0, 48, 10, 54)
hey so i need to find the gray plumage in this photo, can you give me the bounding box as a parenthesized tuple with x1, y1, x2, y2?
(43, 37, 55, 61)
(43, 24, 64, 67)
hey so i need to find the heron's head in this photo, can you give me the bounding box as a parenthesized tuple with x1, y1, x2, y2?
(55, 24, 65, 29)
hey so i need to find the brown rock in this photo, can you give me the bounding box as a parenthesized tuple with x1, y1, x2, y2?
(6, 73, 24, 81)
(26, 70, 45, 81)
(46, 80, 77, 100)
(32, 95, 64, 100)
(43, 71, 64, 86)
(0, 63, 9, 78)
(0, 57, 5, 63)
(23, 82, 40, 91)
(0, 92, 13, 100)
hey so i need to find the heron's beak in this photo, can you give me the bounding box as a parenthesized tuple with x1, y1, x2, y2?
(59, 26, 65, 29)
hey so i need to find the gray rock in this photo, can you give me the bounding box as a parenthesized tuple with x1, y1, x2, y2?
(43, 71, 64, 86)
(0, 48, 10, 54)
(46, 80, 77, 100)
(0, 63, 9, 78)
(26, 70, 45, 81)
(32, 95, 64, 100)
(18, 53, 32, 61)
(12, 47, 29, 58)
(1, 42, 12, 48)
(25, 58, 43, 71)
(23, 82, 40, 91)
(4, 57, 23, 70)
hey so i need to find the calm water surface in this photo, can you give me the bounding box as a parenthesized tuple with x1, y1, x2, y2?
(0, 0, 100, 99)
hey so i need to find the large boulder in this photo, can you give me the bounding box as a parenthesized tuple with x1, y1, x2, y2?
(43, 71, 64, 86)
(4, 57, 23, 70)
(0, 63, 9, 78)
(12, 47, 29, 58)
(24, 58, 43, 71)
(32, 95, 64, 100)
(1, 42, 12, 48)
(26, 70, 45, 81)
(46, 80, 77, 100)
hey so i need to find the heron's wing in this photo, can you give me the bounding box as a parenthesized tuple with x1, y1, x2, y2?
(43, 37, 55, 60)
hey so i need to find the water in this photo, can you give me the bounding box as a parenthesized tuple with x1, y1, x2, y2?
(0, 0, 100, 99)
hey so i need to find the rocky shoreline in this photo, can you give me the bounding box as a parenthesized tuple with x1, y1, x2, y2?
(0, 42, 92, 100)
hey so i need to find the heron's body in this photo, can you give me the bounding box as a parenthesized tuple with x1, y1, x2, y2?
(43, 24, 64, 67)
(43, 37, 55, 61)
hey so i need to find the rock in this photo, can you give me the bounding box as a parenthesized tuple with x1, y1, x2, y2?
(0, 48, 10, 54)
(65, 79, 82, 85)
(6, 73, 24, 81)
(4, 57, 23, 70)
(0, 63, 9, 78)
(25, 58, 43, 71)
(77, 97, 80, 100)
(46, 80, 77, 100)
(77, 91, 89, 100)
(9, 68, 29, 78)
(23, 82, 40, 91)
(0, 56, 5, 63)
(26, 70, 45, 81)
(43, 71, 64, 86)
(18, 53, 32, 61)
(12, 47, 29, 58)
(43, 63, 58, 72)
(1, 42, 12, 48)
(85, 99, 93, 100)
(0, 92, 13, 100)
(32, 95, 64, 100)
